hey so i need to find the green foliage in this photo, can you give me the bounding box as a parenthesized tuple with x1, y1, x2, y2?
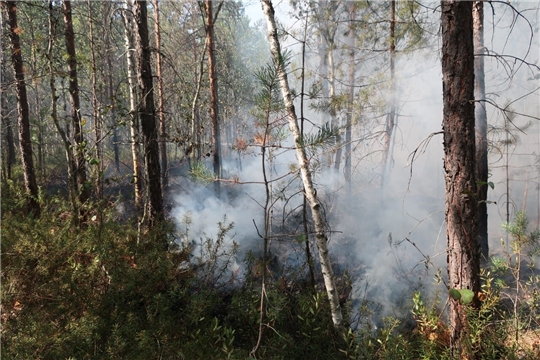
(189, 160, 215, 185)
(4, 183, 540, 359)
(298, 122, 339, 151)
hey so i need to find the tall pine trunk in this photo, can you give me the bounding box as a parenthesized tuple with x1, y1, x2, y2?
(441, 1, 480, 356)
(474, 0, 489, 261)
(4, 0, 40, 216)
(133, 0, 164, 228)
(261, 0, 343, 329)
(63, 0, 90, 208)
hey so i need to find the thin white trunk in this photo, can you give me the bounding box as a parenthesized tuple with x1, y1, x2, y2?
(124, 0, 143, 212)
(261, 0, 343, 329)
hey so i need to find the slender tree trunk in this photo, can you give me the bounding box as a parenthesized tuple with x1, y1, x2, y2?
(1, 62, 16, 180)
(28, 33, 45, 181)
(205, 0, 222, 197)
(106, 33, 120, 174)
(381, 0, 396, 190)
(63, 0, 90, 209)
(344, 2, 355, 194)
(47, 0, 78, 224)
(124, 0, 144, 214)
(300, 14, 316, 289)
(153, 0, 168, 188)
(441, 1, 480, 356)
(1, 58, 16, 180)
(87, 0, 103, 199)
(261, 0, 343, 329)
(190, 43, 206, 167)
(4, 0, 41, 216)
(474, 0, 489, 261)
(317, 1, 328, 128)
(133, 0, 164, 229)
(328, 43, 340, 172)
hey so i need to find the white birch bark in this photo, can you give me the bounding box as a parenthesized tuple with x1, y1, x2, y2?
(261, 0, 343, 328)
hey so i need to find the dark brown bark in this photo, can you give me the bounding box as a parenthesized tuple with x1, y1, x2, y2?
(441, 1, 480, 356)
(153, 0, 168, 188)
(474, 0, 489, 261)
(62, 0, 89, 207)
(133, 0, 164, 228)
(205, 0, 222, 197)
(4, 0, 41, 216)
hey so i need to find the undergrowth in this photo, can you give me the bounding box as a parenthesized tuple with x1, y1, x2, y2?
(2, 182, 540, 359)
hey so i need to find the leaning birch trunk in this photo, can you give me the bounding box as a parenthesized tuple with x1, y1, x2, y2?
(261, 0, 343, 329)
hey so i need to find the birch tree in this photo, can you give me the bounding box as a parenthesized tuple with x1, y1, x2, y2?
(261, 0, 343, 329)
(124, 0, 143, 213)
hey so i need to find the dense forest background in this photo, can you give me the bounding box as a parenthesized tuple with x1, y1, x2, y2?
(2, 0, 540, 358)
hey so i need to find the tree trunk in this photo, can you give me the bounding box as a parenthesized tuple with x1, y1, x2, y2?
(344, 2, 355, 194)
(1, 61, 16, 180)
(441, 1, 480, 356)
(47, 0, 78, 224)
(474, 0, 489, 261)
(261, 0, 343, 329)
(133, 0, 164, 228)
(62, 0, 90, 208)
(317, 1, 328, 128)
(4, 0, 41, 217)
(381, 0, 396, 190)
(153, 0, 168, 188)
(205, 0, 222, 197)
(87, 0, 103, 199)
(124, 0, 144, 214)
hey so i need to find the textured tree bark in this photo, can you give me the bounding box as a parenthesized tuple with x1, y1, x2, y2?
(441, 1, 480, 356)
(133, 0, 164, 228)
(124, 0, 144, 214)
(474, 0, 489, 261)
(153, 0, 168, 188)
(205, 0, 222, 197)
(261, 0, 343, 329)
(4, 0, 41, 217)
(62, 0, 90, 208)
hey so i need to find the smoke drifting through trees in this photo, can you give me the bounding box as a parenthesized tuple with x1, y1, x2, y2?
(1, 0, 539, 344)
(170, 0, 539, 325)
